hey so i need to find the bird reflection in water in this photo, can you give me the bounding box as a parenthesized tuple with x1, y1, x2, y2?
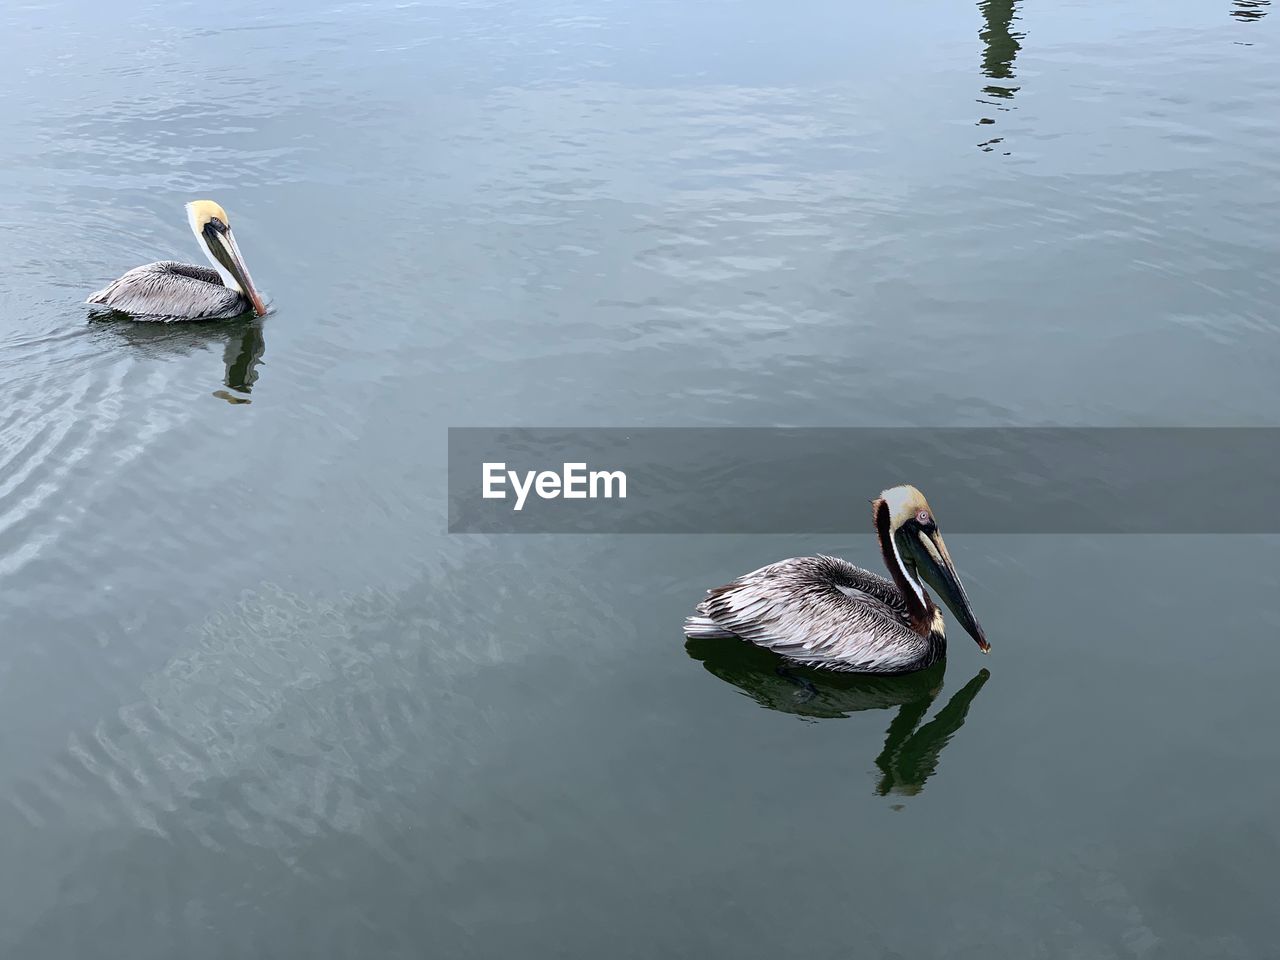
(686, 636, 990, 797)
(215, 320, 266, 404)
(1231, 0, 1270, 20)
(90, 315, 267, 404)
(977, 0, 1024, 154)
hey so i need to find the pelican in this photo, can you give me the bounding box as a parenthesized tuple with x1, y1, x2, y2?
(684, 485, 989, 674)
(87, 200, 267, 321)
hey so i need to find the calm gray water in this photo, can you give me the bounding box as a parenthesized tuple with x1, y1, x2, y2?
(2, 0, 1279, 956)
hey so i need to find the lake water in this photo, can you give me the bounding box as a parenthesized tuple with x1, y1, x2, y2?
(1, 0, 1278, 956)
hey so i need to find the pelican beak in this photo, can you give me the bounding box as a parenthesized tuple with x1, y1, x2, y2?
(908, 528, 990, 653)
(204, 221, 267, 316)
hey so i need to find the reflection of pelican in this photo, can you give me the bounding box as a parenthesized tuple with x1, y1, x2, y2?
(976, 0, 1023, 152)
(870, 668, 989, 796)
(1231, 0, 1270, 20)
(685, 485, 988, 674)
(217, 321, 267, 402)
(979, 0, 1023, 99)
(87, 201, 267, 321)
(90, 316, 267, 403)
(687, 636, 990, 795)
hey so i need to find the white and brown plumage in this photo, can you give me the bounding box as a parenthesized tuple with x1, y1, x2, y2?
(87, 200, 267, 321)
(684, 485, 990, 675)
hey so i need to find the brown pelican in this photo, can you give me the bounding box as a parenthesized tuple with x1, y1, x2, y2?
(684, 485, 989, 674)
(87, 200, 267, 321)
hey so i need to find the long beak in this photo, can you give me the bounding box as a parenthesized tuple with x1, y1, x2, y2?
(221, 229, 267, 316)
(911, 529, 990, 653)
(209, 228, 267, 317)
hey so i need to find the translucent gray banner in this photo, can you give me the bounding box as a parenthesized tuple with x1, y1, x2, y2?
(447, 428, 1280, 533)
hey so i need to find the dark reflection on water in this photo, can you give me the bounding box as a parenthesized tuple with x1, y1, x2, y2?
(686, 637, 990, 797)
(1232, 0, 1270, 20)
(216, 321, 267, 404)
(90, 316, 267, 404)
(871, 667, 990, 797)
(977, 0, 1024, 154)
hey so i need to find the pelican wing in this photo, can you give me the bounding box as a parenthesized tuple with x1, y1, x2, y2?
(692, 556, 932, 673)
(87, 261, 247, 321)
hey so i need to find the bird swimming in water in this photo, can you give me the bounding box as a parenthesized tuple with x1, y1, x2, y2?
(684, 485, 989, 674)
(87, 200, 267, 321)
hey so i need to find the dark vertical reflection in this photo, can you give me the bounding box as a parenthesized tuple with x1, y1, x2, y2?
(873, 668, 990, 796)
(977, 0, 1025, 154)
(214, 321, 267, 405)
(1231, 0, 1270, 20)
(685, 637, 990, 797)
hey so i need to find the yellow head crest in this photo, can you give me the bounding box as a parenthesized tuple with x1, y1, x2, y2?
(877, 484, 932, 530)
(185, 199, 231, 231)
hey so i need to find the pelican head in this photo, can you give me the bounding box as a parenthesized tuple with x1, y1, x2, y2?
(185, 200, 266, 316)
(875, 485, 989, 654)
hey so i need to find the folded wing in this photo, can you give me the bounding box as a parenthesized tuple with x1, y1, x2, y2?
(692, 555, 931, 673)
(87, 261, 247, 321)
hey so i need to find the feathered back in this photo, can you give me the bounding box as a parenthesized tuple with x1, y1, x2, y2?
(87, 261, 249, 321)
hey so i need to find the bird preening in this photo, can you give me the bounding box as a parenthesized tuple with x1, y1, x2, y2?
(87, 200, 267, 321)
(685, 485, 989, 675)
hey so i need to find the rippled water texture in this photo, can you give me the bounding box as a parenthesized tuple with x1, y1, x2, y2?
(1, 1, 1278, 957)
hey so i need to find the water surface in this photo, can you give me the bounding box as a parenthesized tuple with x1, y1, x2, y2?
(1, 0, 1277, 957)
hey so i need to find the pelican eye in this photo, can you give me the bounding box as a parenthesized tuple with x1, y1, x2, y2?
(916, 510, 932, 526)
